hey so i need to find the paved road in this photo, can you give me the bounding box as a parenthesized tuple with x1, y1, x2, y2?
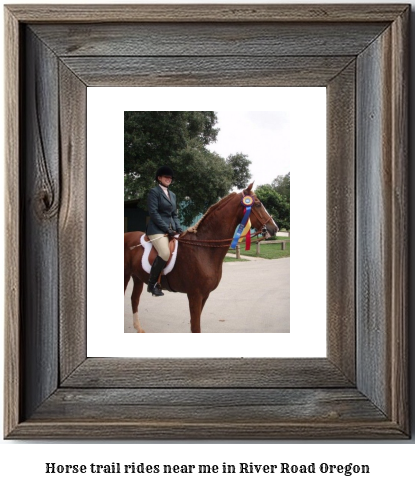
(124, 257, 290, 333)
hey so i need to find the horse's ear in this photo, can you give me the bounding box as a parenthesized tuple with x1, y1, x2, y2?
(245, 182, 255, 194)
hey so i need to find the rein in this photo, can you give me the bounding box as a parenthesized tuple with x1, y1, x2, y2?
(176, 229, 266, 248)
(130, 192, 273, 250)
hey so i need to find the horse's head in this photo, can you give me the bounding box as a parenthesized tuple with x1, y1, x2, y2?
(243, 182, 280, 238)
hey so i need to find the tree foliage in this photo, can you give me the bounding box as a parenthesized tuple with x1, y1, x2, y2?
(256, 172, 290, 231)
(226, 153, 252, 190)
(272, 172, 290, 201)
(124, 111, 252, 226)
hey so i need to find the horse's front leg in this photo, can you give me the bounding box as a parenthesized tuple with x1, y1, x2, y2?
(131, 276, 145, 333)
(187, 292, 209, 333)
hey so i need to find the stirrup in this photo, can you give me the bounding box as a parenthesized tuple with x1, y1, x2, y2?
(148, 283, 164, 297)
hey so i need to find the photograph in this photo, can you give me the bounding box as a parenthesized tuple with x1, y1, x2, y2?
(123, 110, 291, 333)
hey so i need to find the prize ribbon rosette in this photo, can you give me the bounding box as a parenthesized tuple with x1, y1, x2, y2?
(230, 195, 253, 251)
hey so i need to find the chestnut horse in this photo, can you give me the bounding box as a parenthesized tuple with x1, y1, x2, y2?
(124, 183, 279, 333)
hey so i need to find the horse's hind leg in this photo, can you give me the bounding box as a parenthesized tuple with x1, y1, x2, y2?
(124, 273, 131, 293)
(131, 276, 145, 333)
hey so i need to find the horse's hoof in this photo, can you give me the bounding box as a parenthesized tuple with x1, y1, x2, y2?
(133, 313, 145, 333)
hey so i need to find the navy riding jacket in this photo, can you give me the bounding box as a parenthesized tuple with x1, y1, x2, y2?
(147, 186, 183, 235)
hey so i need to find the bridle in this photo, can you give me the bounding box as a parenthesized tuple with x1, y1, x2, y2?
(242, 190, 274, 237)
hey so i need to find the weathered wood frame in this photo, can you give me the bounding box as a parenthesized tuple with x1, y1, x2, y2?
(4, 4, 409, 439)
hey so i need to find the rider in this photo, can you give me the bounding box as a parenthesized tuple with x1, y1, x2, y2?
(146, 166, 183, 296)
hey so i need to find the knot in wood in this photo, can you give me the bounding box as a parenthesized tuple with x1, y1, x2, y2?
(36, 188, 59, 219)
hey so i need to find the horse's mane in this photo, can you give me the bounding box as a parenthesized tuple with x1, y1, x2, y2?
(184, 192, 238, 234)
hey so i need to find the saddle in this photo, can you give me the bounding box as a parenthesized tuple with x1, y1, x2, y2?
(140, 234, 179, 276)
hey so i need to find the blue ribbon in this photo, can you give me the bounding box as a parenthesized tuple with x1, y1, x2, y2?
(230, 206, 252, 249)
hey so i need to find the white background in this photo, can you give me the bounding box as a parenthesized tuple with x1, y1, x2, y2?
(1, 0, 414, 485)
(87, 87, 326, 357)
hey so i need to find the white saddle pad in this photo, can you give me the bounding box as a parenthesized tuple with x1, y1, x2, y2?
(140, 234, 179, 275)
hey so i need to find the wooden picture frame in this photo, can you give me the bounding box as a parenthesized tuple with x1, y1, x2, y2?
(4, 4, 409, 439)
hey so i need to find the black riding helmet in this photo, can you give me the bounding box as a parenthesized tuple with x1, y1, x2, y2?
(155, 166, 174, 181)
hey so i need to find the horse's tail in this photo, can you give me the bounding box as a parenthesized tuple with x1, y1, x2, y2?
(124, 231, 144, 278)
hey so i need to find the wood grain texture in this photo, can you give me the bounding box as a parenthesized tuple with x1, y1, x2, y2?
(326, 62, 356, 383)
(21, 28, 60, 420)
(4, 6, 21, 438)
(7, 421, 406, 441)
(31, 22, 388, 57)
(6, 4, 409, 23)
(62, 358, 353, 389)
(8, 388, 405, 439)
(58, 63, 87, 381)
(356, 34, 389, 414)
(356, 28, 391, 416)
(60, 56, 354, 87)
(32, 388, 386, 423)
(389, 8, 409, 433)
(356, 9, 408, 426)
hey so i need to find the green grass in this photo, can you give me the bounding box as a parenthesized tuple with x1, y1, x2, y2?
(227, 237, 290, 260)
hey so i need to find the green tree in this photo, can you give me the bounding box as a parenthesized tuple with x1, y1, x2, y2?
(124, 174, 138, 201)
(124, 111, 219, 188)
(226, 153, 252, 189)
(124, 111, 252, 226)
(272, 172, 290, 201)
(256, 183, 290, 231)
(174, 146, 234, 225)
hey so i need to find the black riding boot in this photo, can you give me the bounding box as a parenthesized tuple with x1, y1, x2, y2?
(147, 256, 167, 296)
